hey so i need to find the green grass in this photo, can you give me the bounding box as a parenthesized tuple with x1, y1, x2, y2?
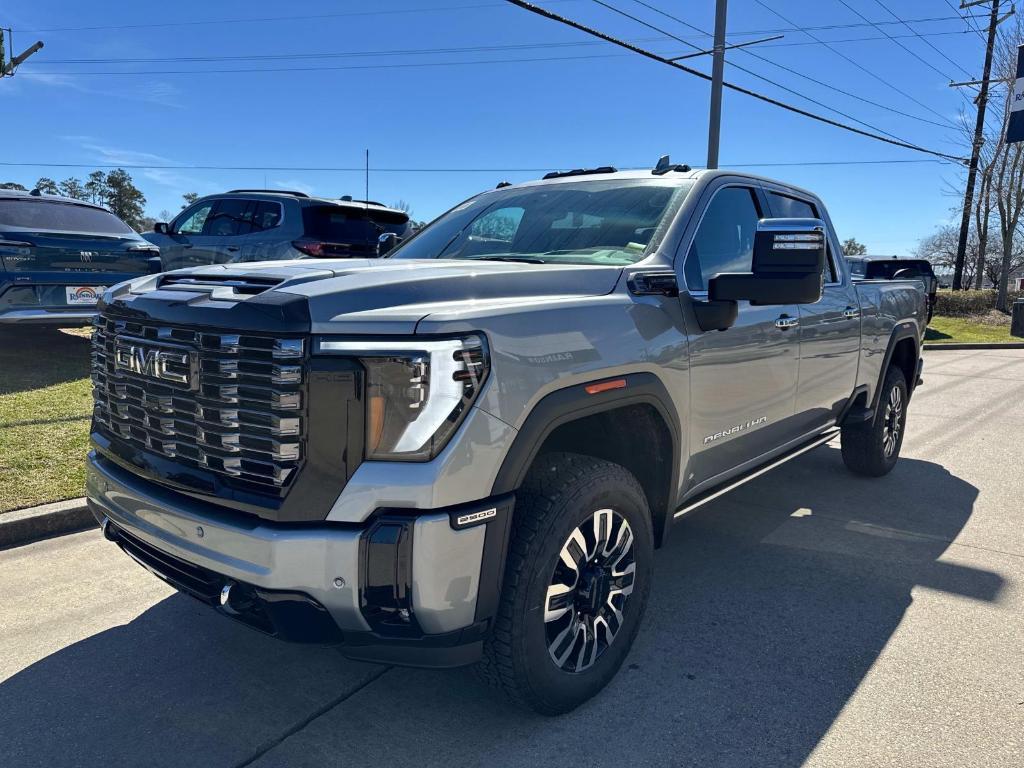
(0, 327, 93, 513)
(925, 315, 1018, 344)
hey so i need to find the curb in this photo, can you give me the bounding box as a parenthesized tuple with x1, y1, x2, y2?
(0, 498, 94, 550)
(923, 342, 1024, 350)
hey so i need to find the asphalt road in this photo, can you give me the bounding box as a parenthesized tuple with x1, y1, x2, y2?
(2, 349, 1022, 768)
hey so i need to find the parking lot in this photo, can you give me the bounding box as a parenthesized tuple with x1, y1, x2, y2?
(1, 347, 1022, 768)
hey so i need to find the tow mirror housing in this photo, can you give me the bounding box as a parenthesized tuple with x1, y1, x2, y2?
(709, 218, 827, 306)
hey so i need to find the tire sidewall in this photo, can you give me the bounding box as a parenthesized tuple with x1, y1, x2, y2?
(873, 368, 908, 471)
(513, 475, 653, 713)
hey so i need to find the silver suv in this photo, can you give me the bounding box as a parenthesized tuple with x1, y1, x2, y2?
(144, 190, 411, 270)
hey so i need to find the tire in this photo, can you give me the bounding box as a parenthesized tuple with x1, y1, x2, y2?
(477, 452, 654, 715)
(841, 365, 908, 477)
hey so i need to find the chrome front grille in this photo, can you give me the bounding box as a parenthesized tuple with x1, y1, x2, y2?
(91, 314, 306, 492)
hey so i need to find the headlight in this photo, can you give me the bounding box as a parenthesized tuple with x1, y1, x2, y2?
(315, 335, 489, 461)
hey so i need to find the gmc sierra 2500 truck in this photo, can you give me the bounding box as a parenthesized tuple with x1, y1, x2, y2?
(86, 163, 927, 714)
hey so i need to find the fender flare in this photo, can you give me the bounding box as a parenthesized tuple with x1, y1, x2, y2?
(490, 372, 682, 544)
(871, 320, 921, 412)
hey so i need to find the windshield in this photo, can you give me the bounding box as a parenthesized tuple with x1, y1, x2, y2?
(391, 179, 692, 266)
(0, 199, 136, 235)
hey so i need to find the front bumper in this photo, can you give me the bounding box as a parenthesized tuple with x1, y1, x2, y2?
(0, 307, 98, 325)
(87, 451, 512, 667)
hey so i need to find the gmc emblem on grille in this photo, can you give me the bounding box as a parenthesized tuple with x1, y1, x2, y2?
(114, 339, 196, 388)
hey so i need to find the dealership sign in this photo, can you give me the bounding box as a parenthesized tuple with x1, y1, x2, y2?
(1008, 45, 1024, 144)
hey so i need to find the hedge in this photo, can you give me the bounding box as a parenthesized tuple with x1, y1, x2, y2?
(934, 289, 1023, 316)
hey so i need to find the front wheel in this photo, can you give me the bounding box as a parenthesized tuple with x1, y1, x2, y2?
(841, 365, 908, 477)
(477, 452, 653, 715)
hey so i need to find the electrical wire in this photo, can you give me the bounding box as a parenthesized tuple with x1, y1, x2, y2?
(866, 0, 974, 79)
(0, 159, 948, 172)
(589, 1, 945, 145)
(943, 0, 988, 42)
(751, 0, 959, 128)
(503, 0, 967, 162)
(625, 0, 956, 131)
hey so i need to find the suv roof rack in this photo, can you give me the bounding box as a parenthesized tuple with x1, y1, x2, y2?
(652, 154, 691, 175)
(227, 189, 310, 197)
(541, 166, 617, 180)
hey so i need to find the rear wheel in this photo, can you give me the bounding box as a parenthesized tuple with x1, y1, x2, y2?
(841, 365, 908, 477)
(477, 452, 653, 715)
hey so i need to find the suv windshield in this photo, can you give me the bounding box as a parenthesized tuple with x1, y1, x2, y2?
(0, 199, 135, 235)
(391, 179, 692, 265)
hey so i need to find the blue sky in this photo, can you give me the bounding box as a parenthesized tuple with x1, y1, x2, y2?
(3, 0, 992, 252)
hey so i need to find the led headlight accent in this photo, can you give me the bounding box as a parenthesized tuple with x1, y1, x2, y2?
(316, 336, 489, 460)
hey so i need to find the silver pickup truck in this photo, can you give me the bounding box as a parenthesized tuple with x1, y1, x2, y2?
(85, 165, 927, 714)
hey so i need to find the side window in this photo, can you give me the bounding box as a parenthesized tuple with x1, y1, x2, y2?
(202, 199, 254, 237)
(252, 201, 282, 231)
(174, 202, 213, 235)
(685, 186, 760, 291)
(768, 192, 838, 282)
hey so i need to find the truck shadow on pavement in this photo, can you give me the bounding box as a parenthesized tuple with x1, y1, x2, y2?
(0, 448, 1000, 768)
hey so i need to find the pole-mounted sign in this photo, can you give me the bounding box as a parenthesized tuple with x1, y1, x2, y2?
(1008, 44, 1024, 143)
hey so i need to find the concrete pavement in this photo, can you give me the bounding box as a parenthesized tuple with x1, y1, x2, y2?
(1, 349, 1022, 768)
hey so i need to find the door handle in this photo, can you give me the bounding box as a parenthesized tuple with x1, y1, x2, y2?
(843, 307, 861, 319)
(775, 315, 799, 330)
(182, 243, 193, 249)
(226, 246, 240, 252)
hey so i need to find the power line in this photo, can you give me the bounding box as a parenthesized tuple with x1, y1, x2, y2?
(503, 0, 966, 162)
(13, 2, 581, 33)
(590, 1, 938, 144)
(625, 0, 956, 131)
(12, 3, 987, 35)
(866, 0, 974, 79)
(943, 0, 988, 42)
(26, 29, 990, 69)
(0, 159, 949, 173)
(832, 0, 962, 83)
(751, 0, 959, 129)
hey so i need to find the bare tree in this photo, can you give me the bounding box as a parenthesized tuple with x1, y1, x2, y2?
(915, 223, 981, 288)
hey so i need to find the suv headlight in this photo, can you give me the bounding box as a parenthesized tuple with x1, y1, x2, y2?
(316, 335, 489, 461)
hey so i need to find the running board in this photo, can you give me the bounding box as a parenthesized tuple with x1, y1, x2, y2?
(673, 428, 840, 519)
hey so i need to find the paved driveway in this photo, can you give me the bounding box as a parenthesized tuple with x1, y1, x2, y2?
(1, 349, 1022, 768)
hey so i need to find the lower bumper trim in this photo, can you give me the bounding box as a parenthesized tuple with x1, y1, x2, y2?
(0, 308, 98, 324)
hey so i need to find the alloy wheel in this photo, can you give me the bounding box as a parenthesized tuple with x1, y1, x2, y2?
(882, 384, 903, 457)
(544, 508, 636, 673)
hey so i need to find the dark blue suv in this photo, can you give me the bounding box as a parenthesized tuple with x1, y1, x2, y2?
(0, 190, 159, 325)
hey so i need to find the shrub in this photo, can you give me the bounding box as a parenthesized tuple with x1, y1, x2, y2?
(934, 289, 1023, 316)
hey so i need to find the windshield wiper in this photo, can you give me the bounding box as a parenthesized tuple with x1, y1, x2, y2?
(460, 255, 547, 264)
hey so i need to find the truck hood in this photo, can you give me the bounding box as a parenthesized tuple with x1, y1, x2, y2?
(113, 258, 625, 334)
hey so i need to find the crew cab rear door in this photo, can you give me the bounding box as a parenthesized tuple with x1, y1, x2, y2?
(680, 182, 803, 488)
(762, 189, 860, 431)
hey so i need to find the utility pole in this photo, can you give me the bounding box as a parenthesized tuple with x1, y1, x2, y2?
(0, 28, 44, 77)
(952, 0, 1005, 290)
(706, 0, 728, 169)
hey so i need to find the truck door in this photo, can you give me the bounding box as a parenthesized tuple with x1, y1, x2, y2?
(763, 190, 860, 432)
(681, 183, 803, 489)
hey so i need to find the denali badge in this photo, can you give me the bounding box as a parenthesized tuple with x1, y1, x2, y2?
(703, 416, 768, 445)
(114, 338, 195, 388)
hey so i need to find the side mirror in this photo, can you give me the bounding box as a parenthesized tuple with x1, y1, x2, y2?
(377, 231, 401, 256)
(153, 222, 169, 234)
(709, 218, 827, 306)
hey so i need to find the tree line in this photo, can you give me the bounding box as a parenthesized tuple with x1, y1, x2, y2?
(916, 16, 1024, 312)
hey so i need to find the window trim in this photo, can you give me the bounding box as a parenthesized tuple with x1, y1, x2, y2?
(680, 182, 765, 295)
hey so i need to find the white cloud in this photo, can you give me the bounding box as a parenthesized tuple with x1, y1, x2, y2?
(271, 179, 316, 196)
(61, 136, 206, 193)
